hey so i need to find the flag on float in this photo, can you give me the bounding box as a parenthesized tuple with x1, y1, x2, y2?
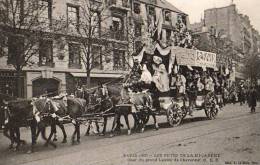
(152, 10, 163, 41)
(130, 44, 146, 67)
(173, 55, 179, 74)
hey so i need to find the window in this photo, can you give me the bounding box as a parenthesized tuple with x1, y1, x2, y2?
(39, 40, 53, 66)
(39, 0, 52, 24)
(147, 6, 156, 24)
(92, 45, 102, 69)
(164, 10, 171, 22)
(134, 41, 142, 52)
(68, 43, 81, 68)
(11, 0, 24, 22)
(67, 5, 79, 31)
(134, 22, 142, 37)
(166, 29, 171, 40)
(0, 37, 5, 57)
(111, 17, 124, 40)
(91, 12, 100, 36)
(113, 49, 125, 70)
(133, 3, 141, 14)
(8, 35, 24, 65)
(148, 6, 155, 16)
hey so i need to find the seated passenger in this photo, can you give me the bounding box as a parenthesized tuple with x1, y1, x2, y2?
(205, 74, 213, 94)
(197, 78, 204, 95)
(140, 64, 152, 89)
(176, 72, 186, 97)
(187, 81, 197, 116)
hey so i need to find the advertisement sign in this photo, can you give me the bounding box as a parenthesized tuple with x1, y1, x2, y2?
(171, 46, 196, 66)
(172, 47, 217, 69)
(195, 50, 217, 69)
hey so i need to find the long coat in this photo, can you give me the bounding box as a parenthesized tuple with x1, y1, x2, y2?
(248, 89, 257, 108)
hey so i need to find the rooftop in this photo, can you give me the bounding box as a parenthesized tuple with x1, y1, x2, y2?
(137, 0, 186, 15)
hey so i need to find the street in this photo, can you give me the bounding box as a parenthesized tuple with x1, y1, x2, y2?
(0, 103, 259, 165)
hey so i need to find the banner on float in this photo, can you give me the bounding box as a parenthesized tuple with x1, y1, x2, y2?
(171, 47, 216, 69)
(171, 47, 196, 66)
(195, 50, 216, 69)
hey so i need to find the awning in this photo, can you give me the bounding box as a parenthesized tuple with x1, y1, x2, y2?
(71, 72, 124, 78)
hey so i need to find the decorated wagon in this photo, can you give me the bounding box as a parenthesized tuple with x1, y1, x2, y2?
(115, 42, 221, 130)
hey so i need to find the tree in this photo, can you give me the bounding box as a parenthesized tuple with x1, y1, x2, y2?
(0, 0, 65, 97)
(243, 54, 260, 85)
(71, 0, 130, 87)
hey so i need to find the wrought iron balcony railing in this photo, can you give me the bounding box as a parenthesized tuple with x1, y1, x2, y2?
(108, 0, 130, 9)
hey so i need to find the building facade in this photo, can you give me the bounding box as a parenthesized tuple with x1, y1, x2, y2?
(0, 0, 187, 98)
(190, 3, 260, 81)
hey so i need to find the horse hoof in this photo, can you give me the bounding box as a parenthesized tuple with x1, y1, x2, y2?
(155, 123, 159, 130)
(109, 134, 115, 138)
(99, 133, 105, 136)
(62, 139, 67, 143)
(141, 128, 144, 133)
(53, 138, 58, 142)
(127, 130, 131, 135)
(9, 145, 14, 150)
(20, 140, 27, 145)
(27, 150, 33, 154)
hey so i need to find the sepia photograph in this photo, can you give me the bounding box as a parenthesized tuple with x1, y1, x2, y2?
(0, 0, 259, 164)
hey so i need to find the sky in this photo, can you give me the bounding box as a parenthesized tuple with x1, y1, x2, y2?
(169, 0, 260, 32)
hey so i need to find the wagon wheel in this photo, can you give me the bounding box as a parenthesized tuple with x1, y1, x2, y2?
(167, 104, 183, 127)
(181, 106, 188, 119)
(205, 105, 218, 120)
(143, 115, 150, 125)
(204, 94, 218, 120)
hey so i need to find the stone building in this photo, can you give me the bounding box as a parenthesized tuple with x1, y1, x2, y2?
(0, 0, 187, 98)
(190, 3, 260, 80)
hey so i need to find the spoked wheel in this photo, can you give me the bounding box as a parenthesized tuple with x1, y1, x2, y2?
(205, 105, 218, 120)
(181, 107, 188, 119)
(204, 92, 218, 120)
(167, 104, 183, 127)
(143, 115, 150, 125)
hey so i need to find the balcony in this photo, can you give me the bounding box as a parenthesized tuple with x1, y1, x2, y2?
(108, 0, 130, 11)
(101, 28, 127, 41)
(38, 61, 55, 68)
(68, 63, 82, 69)
(113, 65, 127, 71)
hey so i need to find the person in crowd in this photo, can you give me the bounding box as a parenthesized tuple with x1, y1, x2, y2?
(140, 64, 153, 89)
(238, 82, 246, 106)
(248, 86, 257, 113)
(97, 83, 109, 100)
(187, 80, 197, 116)
(152, 57, 170, 93)
(131, 59, 142, 82)
(176, 71, 186, 97)
(197, 78, 204, 96)
(0, 99, 5, 130)
(75, 85, 84, 98)
(170, 71, 177, 97)
(222, 86, 228, 106)
(204, 73, 213, 94)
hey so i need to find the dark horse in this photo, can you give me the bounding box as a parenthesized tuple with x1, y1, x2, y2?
(44, 96, 87, 144)
(106, 81, 158, 136)
(33, 98, 67, 146)
(2, 98, 59, 152)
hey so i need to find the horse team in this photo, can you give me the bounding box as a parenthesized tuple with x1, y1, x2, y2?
(1, 82, 156, 153)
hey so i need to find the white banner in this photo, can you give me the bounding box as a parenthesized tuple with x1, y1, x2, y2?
(195, 50, 217, 69)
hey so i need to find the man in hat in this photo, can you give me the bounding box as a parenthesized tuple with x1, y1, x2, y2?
(248, 86, 257, 113)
